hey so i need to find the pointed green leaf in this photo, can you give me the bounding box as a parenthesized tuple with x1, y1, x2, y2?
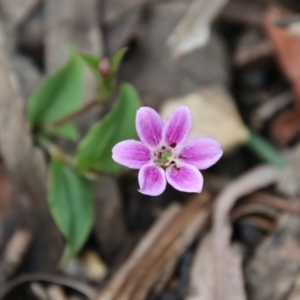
(111, 48, 127, 73)
(79, 49, 127, 100)
(28, 51, 85, 125)
(80, 52, 101, 70)
(76, 83, 141, 173)
(48, 159, 94, 261)
(79, 48, 127, 74)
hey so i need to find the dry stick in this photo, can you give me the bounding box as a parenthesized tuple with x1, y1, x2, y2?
(233, 40, 274, 67)
(239, 215, 276, 233)
(113, 194, 210, 300)
(213, 165, 282, 300)
(96, 193, 211, 300)
(150, 216, 208, 299)
(42, 98, 100, 129)
(231, 202, 278, 223)
(132, 238, 182, 300)
(151, 253, 178, 298)
(132, 208, 210, 300)
(230, 192, 300, 225)
(247, 192, 300, 215)
(97, 204, 182, 300)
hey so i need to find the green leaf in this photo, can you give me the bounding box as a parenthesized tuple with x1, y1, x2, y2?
(111, 48, 127, 73)
(44, 123, 80, 142)
(80, 52, 101, 70)
(76, 83, 141, 173)
(79, 48, 127, 74)
(248, 130, 287, 169)
(48, 159, 94, 262)
(79, 49, 127, 100)
(28, 50, 85, 125)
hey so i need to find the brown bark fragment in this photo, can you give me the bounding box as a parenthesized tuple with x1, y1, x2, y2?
(0, 17, 63, 272)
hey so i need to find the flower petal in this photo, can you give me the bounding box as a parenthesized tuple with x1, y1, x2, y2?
(112, 140, 151, 169)
(166, 163, 203, 193)
(138, 163, 166, 196)
(162, 106, 192, 147)
(178, 138, 223, 169)
(136, 107, 163, 149)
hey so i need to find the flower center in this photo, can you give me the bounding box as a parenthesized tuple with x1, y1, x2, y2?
(153, 146, 177, 168)
(159, 151, 172, 164)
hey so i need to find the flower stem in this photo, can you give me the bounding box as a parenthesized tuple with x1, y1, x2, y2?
(38, 136, 76, 167)
(42, 97, 101, 129)
(38, 136, 118, 180)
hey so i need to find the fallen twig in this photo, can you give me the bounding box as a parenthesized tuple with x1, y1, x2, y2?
(96, 193, 211, 300)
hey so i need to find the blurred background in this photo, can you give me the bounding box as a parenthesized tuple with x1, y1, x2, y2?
(1, 0, 300, 299)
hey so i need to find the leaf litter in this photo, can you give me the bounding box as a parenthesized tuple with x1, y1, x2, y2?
(2, 0, 300, 299)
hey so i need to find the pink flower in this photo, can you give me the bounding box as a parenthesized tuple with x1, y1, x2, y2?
(112, 106, 223, 196)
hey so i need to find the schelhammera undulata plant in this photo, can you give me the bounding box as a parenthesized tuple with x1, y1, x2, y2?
(112, 106, 223, 196)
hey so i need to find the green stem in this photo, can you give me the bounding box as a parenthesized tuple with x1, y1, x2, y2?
(248, 130, 287, 169)
(37, 136, 117, 180)
(42, 97, 101, 129)
(38, 136, 76, 167)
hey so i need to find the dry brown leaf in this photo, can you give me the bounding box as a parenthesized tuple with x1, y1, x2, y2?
(167, 0, 228, 58)
(264, 7, 300, 143)
(160, 86, 250, 153)
(213, 165, 282, 300)
(185, 233, 215, 300)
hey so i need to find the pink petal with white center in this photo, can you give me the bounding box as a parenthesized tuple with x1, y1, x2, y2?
(112, 140, 151, 169)
(178, 138, 223, 169)
(166, 163, 203, 193)
(162, 106, 192, 147)
(136, 107, 163, 149)
(138, 163, 166, 196)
